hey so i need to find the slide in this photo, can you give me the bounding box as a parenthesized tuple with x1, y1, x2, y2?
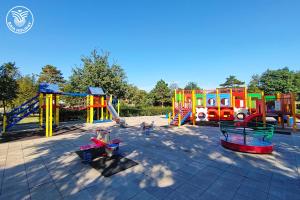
(107, 101, 120, 121)
(235, 113, 262, 127)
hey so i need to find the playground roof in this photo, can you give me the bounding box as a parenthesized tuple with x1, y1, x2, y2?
(39, 83, 61, 94)
(88, 87, 105, 96)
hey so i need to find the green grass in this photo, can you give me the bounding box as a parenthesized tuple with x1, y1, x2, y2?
(19, 115, 39, 124)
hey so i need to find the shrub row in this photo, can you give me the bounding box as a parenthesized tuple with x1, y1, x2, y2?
(59, 106, 172, 120)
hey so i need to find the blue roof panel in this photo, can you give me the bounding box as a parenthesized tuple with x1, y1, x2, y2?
(39, 83, 61, 94)
(88, 87, 105, 95)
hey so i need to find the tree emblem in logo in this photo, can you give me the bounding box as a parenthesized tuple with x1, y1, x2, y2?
(6, 6, 34, 34)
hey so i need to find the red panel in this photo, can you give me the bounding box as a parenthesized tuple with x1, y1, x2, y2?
(221, 139, 273, 154)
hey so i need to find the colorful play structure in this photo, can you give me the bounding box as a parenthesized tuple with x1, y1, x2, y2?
(169, 87, 299, 154)
(2, 83, 123, 137)
(170, 87, 298, 130)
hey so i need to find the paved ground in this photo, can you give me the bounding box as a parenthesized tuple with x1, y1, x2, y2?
(0, 116, 299, 200)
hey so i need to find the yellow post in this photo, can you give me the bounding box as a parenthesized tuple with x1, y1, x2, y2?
(2, 114, 6, 133)
(172, 97, 175, 119)
(45, 94, 49, 137)
(230, 89, 233, 107)
(168, 112, 171, 125)
(192, 90, 196, 125)
(110, 95, 113, 120)
(55, 95, 59, 126)
(86, 95, 90, 123)
(232, 96, 236, 108)
(49, 94, 53, 137)
(101, 96, 104, 120)
(90, 95, 94, 124)
(216, 89, 220, 120)
(178, 113, 181, 127)
(249, 96, 252, 114)
(261, 91, 266, 126)
(182, 90, 185, 108)
(244, 87, 248, 108)
(106, 98, 108, 120)
(39, 94, 43, 127)
(117, 99, 120, 116)
(203, 90, 206, 108)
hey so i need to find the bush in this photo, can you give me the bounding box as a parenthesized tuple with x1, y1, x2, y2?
(120, 106, 172, 117)
(59, 109, 86, 121)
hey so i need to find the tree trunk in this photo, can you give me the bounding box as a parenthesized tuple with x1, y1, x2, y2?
(2, 100, 6, 114)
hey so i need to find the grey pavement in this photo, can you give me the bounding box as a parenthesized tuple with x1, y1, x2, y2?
(0, 116, 299, 200)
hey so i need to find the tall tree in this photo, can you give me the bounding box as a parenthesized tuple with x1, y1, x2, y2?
(38, 65, 65, 84)
(259, 67, 299, 93)
(184, 82, 201, 90)
(150, 79, 171, 107)
(0, 62, 20, 113)
(247, 74, 261, 93)
(69, 50, 127, 98)
(220, 75, 245, 88)
(13, 74, 37, 106)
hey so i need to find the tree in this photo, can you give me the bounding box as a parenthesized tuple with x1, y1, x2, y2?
(184, 82, 201, 90)
(38, 65, 65, 84)
(13, 74, 37, 106)
(0, 62, 20, 113)
(258, 67, 299, 94)
(150, 79, 171, 107)
(69, 50, 128, 98)
(220, 75, 245, 88)
(247, 74, 261, 93)
(124, 84, 148, 106)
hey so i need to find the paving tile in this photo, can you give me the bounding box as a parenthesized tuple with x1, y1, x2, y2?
(0, 189, 30, 200)
(30, 182, 62, 200)
(130, 190, 158, 200)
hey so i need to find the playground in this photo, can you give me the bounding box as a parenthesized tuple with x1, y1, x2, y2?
(0, 116, 299, 200)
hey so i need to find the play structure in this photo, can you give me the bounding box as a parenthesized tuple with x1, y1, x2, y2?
(79, 129, 121, 163)
(2, 83, 124, 137)
(169, 87, 298, 131)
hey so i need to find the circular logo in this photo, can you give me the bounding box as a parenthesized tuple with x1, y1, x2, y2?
(6, 6, 34, 34)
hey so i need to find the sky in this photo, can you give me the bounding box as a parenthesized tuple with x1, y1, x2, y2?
(0, 0, 300, 91)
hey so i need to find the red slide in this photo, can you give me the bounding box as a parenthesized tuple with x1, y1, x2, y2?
(235, 113, 262, 127)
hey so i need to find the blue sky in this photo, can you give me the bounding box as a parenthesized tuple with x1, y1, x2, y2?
(1, 0, 300, 91)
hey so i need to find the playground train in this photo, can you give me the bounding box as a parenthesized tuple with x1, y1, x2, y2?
(170, 87, 298, 130)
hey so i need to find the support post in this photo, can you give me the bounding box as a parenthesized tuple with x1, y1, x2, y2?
(291, 93, 297, 131)
(86, 95, 90, 123)
(230, 88, 233, 107)
(249, 96, 252, 114)
(261, 92, 266, 126)
(192, 90, 196, 125)
(168, 112, 171, 125)
(203, 90, 206, 108)
(182, 90, 185, 108)
(45, 94, 49, 137)
(55, 95, 59, 126)
(178, 113, 181, 127)
(216, 89, 220, 121)
(172, 97, 175, 119)
(49, 94, 53, 137)
(90, 95, 94, 124)
(39, 93, 43, 127)
(244, 87, 248, 108)
(110, 95, 113, 120)
(101, 96, 104, 120)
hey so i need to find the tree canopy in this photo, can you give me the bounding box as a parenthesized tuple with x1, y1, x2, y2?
(149, 79, 171, 107)
(257, 67, 300, 94)
(13, 75, 37, 106)
(220, 75, 245, 88)
(0, 62, 20, 113)
(68, 50, 128, 98)
(184, 82, 201, 90)
(38, 65, 65, 84)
